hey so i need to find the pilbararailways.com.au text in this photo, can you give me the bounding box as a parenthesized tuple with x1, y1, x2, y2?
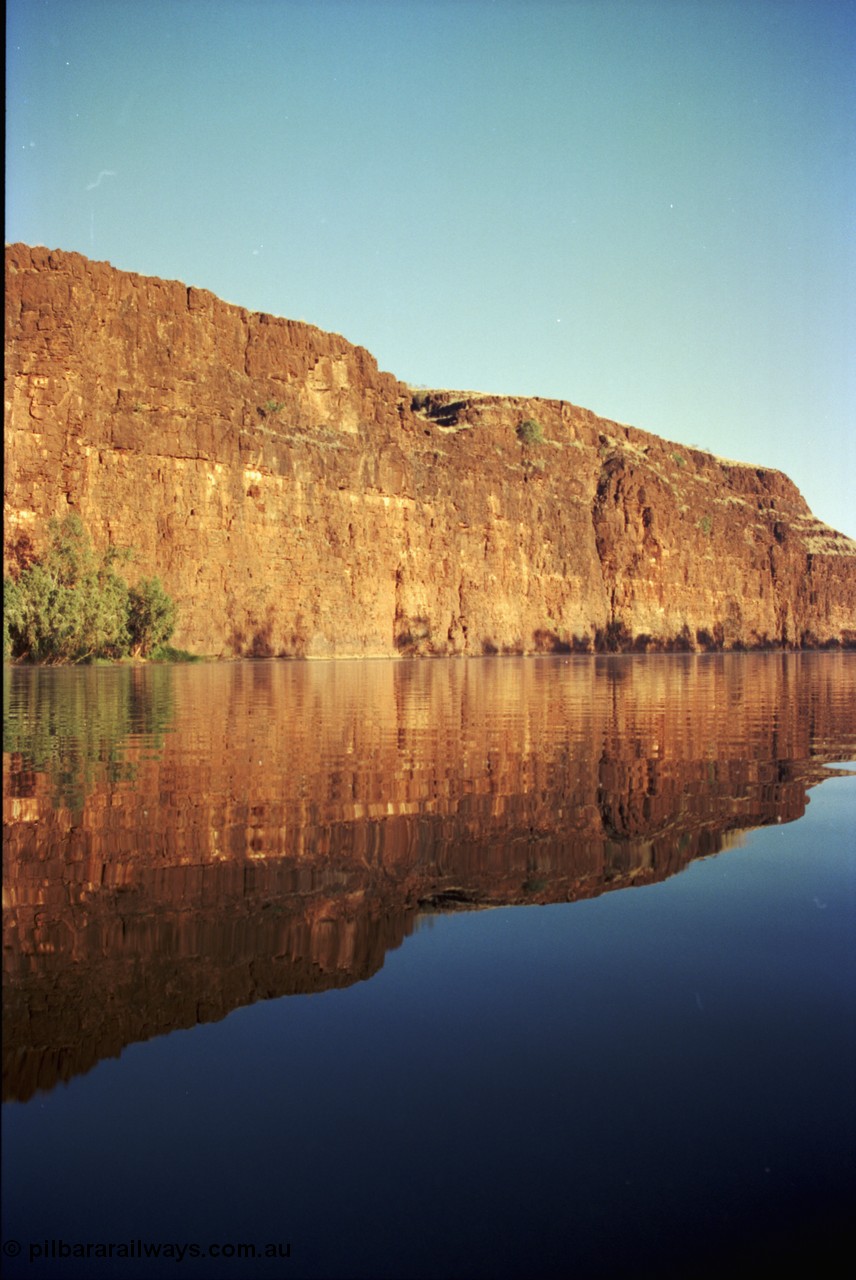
(3, 1239, 292, 1264)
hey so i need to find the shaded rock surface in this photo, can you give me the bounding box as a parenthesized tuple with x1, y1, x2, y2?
(5, 243, 855, 654)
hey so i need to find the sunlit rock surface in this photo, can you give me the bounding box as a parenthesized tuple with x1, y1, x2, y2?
(5, 244, 855, 654)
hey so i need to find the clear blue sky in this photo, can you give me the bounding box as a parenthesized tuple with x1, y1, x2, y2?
(7, 0, 856, 537)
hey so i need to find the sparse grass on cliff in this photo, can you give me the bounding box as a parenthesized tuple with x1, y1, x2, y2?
(259, 398, 286, 418)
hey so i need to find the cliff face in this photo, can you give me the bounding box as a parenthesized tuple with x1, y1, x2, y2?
(5, 243, 855, 654)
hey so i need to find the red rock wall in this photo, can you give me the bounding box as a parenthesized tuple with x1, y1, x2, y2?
(5, 244, 855, 653)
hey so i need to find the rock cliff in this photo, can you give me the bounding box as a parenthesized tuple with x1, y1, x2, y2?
(5, 243, 855, 654)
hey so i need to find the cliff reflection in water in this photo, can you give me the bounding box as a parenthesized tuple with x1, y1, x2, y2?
(4, 654, 855, 1102)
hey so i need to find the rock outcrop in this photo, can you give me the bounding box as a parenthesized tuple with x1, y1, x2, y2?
(5, 243, 855, 654)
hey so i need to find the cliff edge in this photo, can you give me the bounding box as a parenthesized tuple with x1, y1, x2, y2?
(5, 244, 855, 655)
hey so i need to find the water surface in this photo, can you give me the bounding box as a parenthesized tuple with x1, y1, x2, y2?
(3, 655, 855, 1277)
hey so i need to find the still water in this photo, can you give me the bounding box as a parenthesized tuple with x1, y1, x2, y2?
(2, 655, 855, 1278)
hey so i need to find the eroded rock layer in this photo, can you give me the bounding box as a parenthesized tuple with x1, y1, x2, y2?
(5, 244, 855, 654)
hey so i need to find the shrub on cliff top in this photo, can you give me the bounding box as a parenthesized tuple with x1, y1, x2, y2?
(517, 418, 544, 445)
(3, 514, 177, 663)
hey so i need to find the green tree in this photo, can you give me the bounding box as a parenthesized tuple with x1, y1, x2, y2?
(127, 577, 177, 657)
(3, 514, 177, 664)
(3, 577, 22, 662)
